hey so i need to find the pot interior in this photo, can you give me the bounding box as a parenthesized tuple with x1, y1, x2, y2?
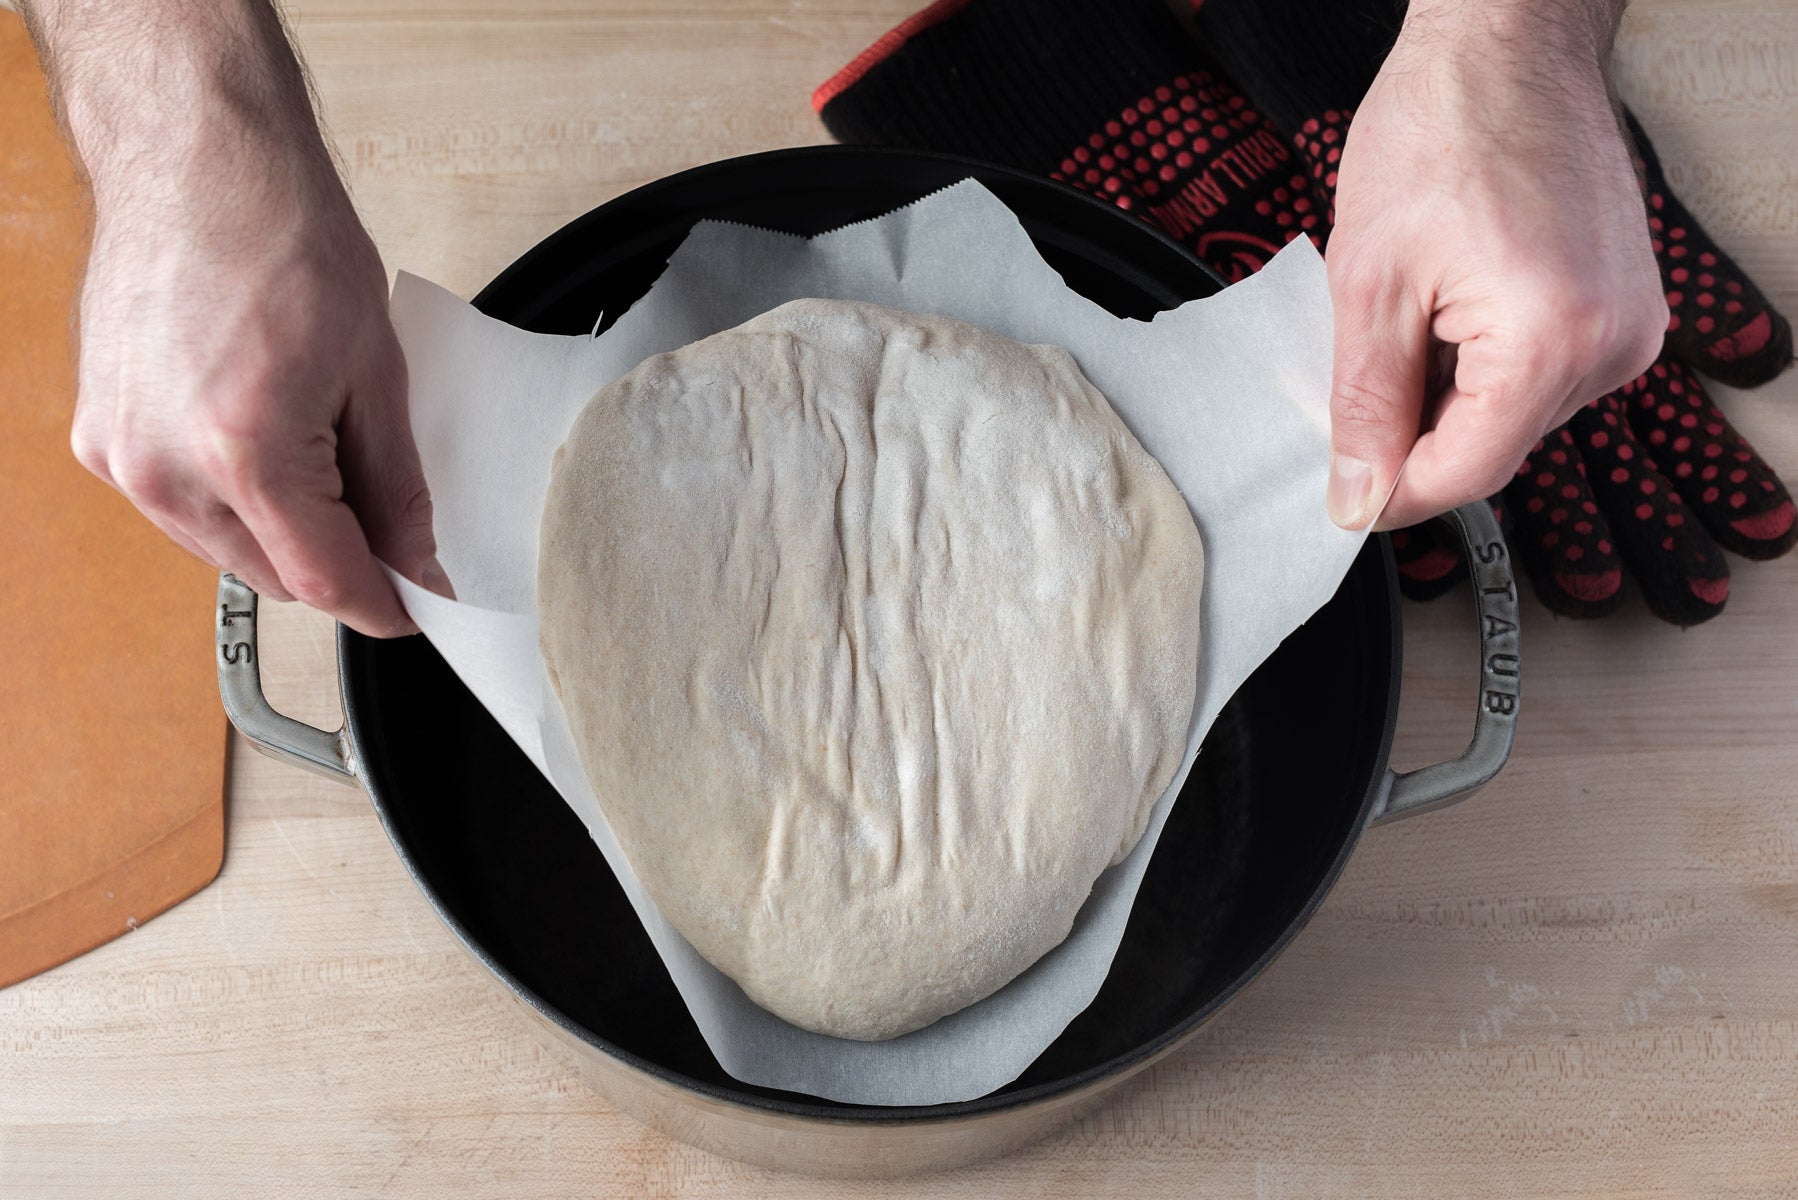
(344, 148, 1400, 1121)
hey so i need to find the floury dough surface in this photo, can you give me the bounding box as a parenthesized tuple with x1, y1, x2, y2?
(537, 299, 1204, 1041)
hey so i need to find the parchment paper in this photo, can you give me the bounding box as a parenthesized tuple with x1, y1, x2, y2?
(386, 180, 1367, 1106)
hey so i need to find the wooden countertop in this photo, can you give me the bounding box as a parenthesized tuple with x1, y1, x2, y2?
(4, 1, 1796, 1195)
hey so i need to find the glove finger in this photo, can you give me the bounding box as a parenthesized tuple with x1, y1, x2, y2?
(1389, 518, 1464, 601)
(1569, 394, 1730, 626)
(1504, 427, 1624, 618)
(1616, 357, 1797, 561)
(1627, 109, 1794, 389)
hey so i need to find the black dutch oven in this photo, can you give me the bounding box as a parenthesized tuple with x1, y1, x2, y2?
(216, 147, 1520, 1177)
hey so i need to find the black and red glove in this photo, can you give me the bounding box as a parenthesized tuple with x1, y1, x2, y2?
(1192, 0, 1796, 623)
(817, 0, 1794, 626)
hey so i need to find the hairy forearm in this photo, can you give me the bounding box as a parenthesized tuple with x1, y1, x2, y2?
(19, 0, 332, 212)
(1386, 0, 1633, 179)
(1402, 0, 1627, 65)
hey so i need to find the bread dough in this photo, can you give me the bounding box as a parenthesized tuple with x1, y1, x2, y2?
(538, 299, 1203, 1040)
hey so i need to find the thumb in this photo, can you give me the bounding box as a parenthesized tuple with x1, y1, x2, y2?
(1326, 279, 1431, 530)
(339, 330, 454, 599)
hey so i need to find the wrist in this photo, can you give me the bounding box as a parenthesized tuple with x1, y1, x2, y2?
(1399, 0, 1625, 66)
(1387, 0, 1623, 134)
(43, 0, 336, 218)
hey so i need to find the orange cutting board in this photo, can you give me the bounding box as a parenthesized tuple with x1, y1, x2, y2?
(0, 12, 225, 989)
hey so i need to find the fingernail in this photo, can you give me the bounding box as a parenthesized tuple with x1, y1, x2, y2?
(420, 557, 456, 600)
(1327, 454, 1374, 529)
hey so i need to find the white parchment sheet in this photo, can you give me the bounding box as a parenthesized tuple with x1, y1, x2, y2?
(385, 180, 1367, 1106)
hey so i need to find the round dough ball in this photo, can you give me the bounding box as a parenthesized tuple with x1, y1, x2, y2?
(538, 299, 1202, 1040)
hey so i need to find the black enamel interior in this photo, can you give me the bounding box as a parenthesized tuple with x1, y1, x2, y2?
(341, 149, 1402, 1121)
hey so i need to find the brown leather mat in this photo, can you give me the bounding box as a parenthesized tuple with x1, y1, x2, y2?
(0, 12, 225, 989)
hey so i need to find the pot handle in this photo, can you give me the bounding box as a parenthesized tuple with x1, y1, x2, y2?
(215, 573, 357, 786)
(1368, 502, 1520, 824)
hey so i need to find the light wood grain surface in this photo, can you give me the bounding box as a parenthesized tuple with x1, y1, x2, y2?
(5, 1, 1798, 1196)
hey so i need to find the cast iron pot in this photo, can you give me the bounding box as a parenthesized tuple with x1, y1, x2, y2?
(216, 147, 1521, 1177)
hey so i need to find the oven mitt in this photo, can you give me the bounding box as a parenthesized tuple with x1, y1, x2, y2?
(818, 0, 1795, 623)
(813, 0, 1330, 287)
(1192, 0, 1795, 623)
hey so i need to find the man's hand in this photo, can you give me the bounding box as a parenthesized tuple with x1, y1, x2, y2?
(1323, 0, 1667, 531)
(23, 0, 441, 636)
